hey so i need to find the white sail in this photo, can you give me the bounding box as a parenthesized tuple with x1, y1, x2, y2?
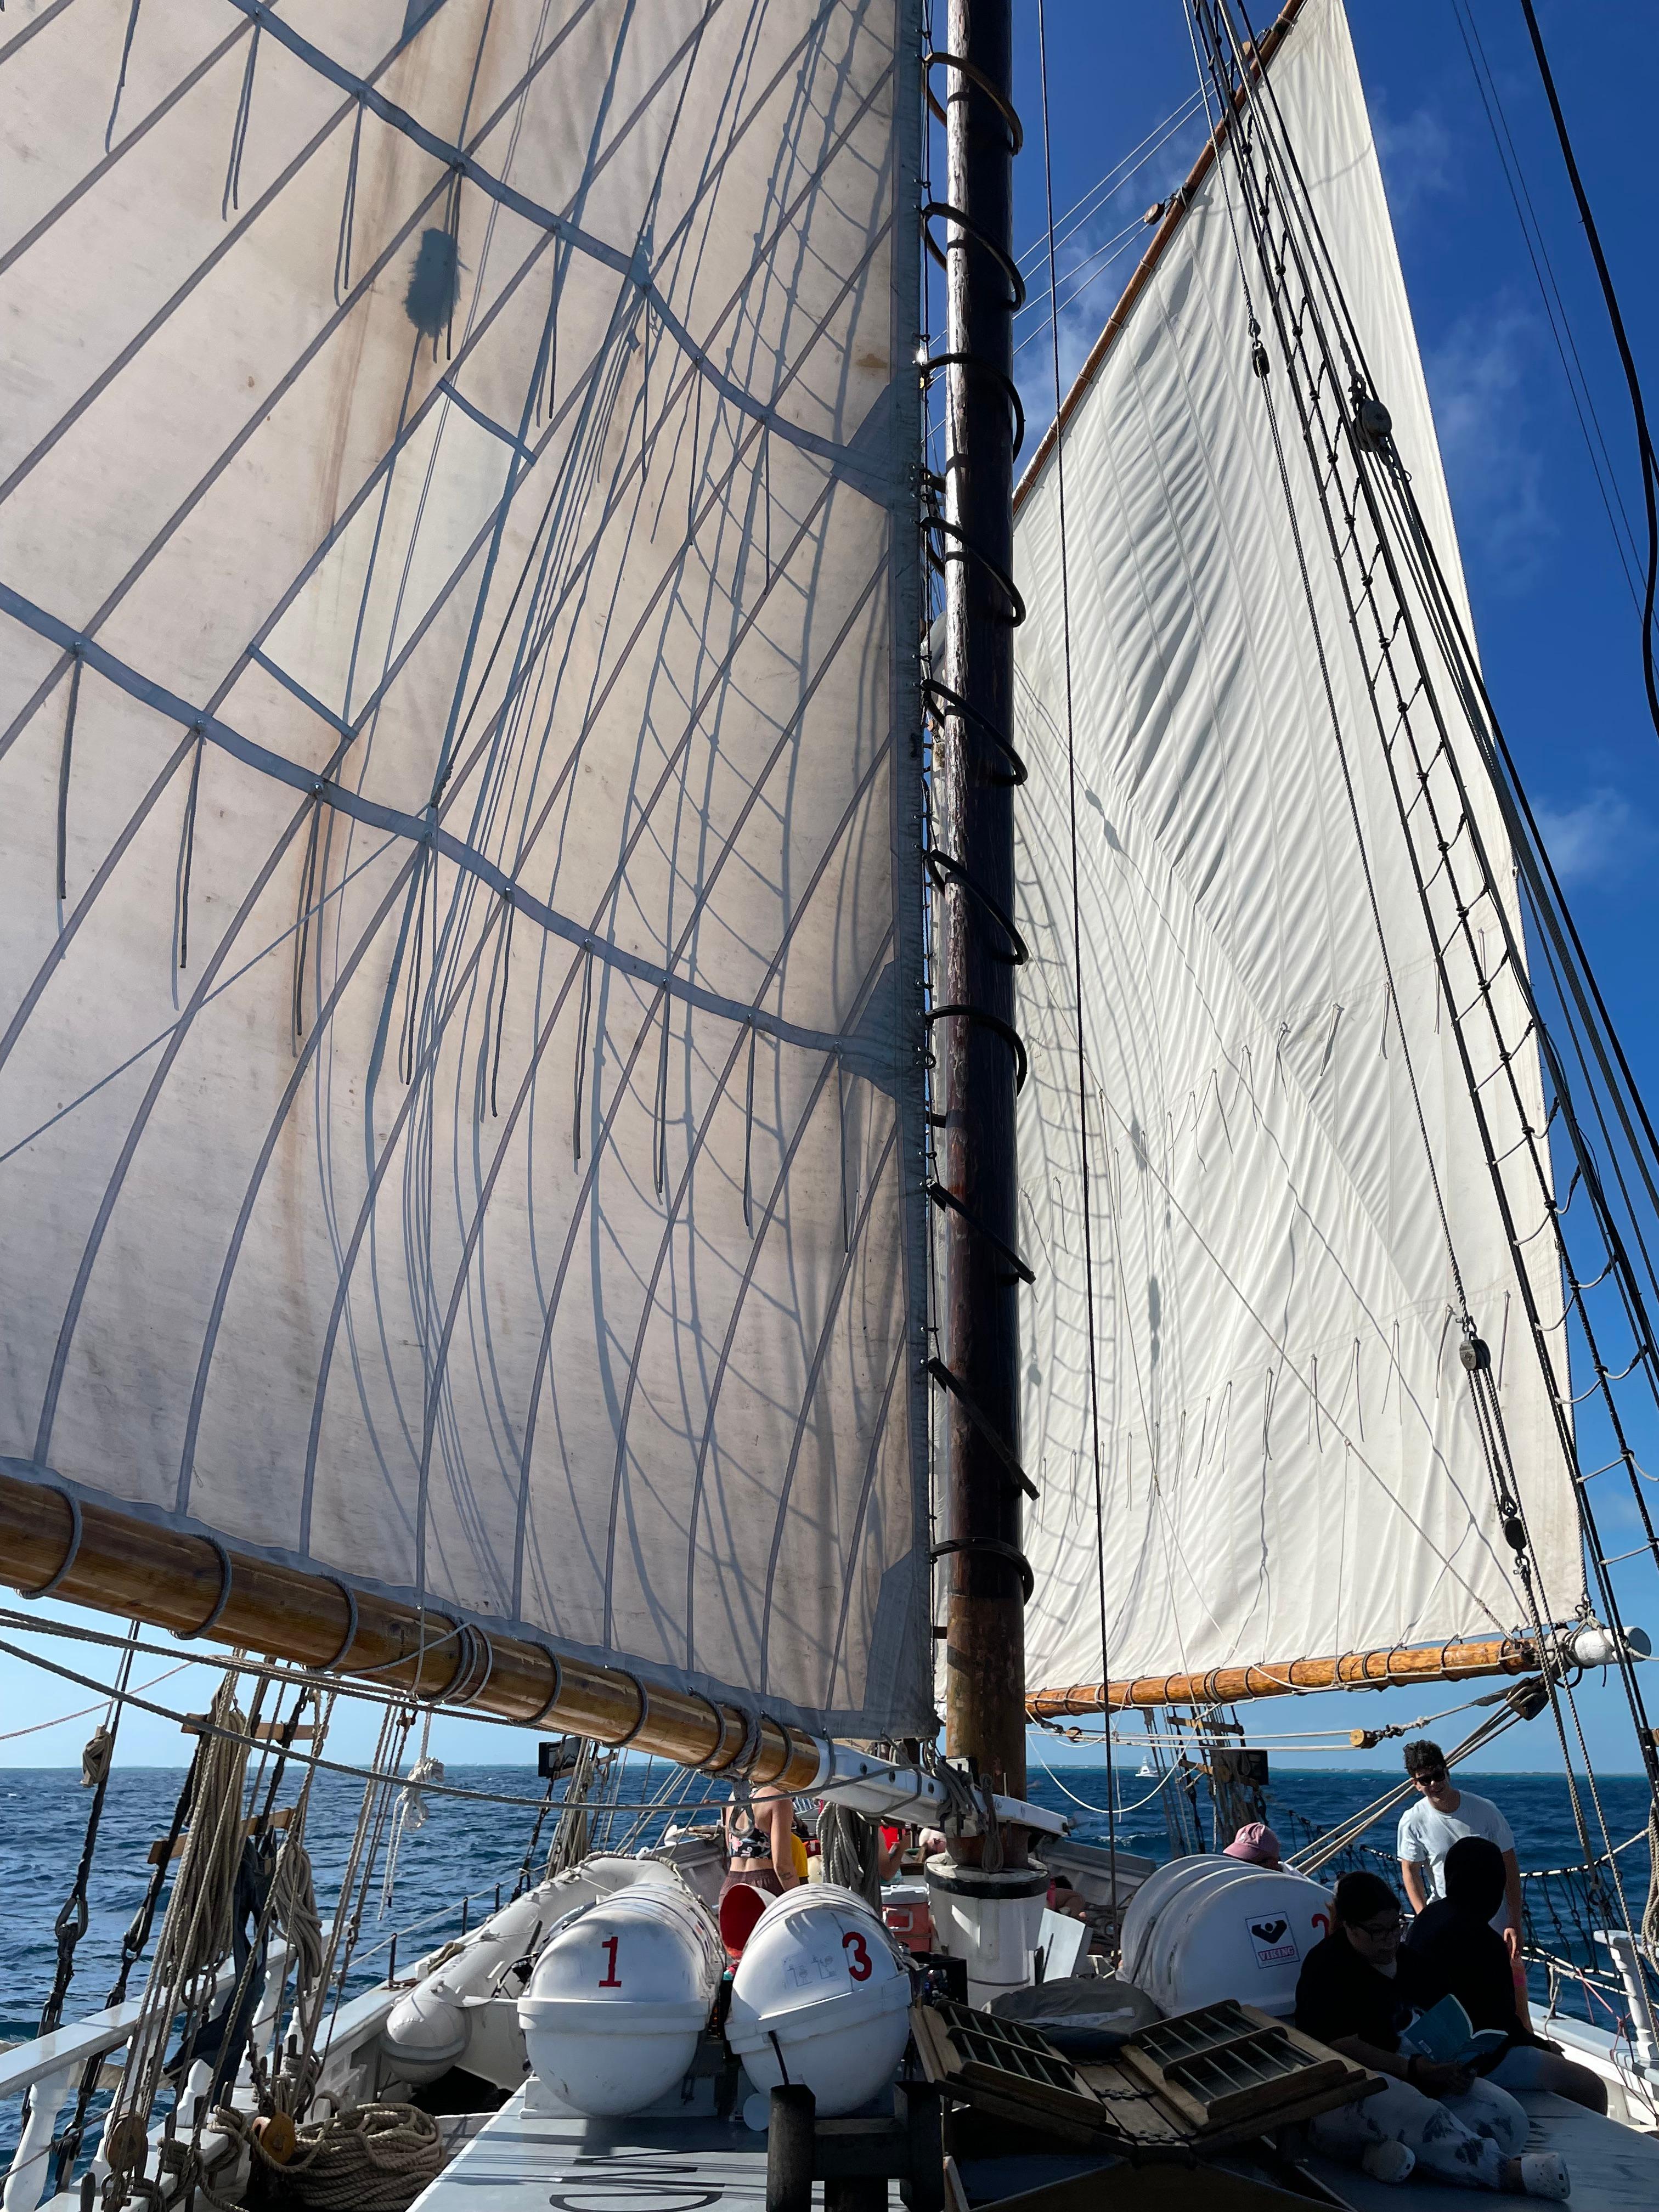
(0, 0, 929, 1736)
(1013, 0, 1584, 1692)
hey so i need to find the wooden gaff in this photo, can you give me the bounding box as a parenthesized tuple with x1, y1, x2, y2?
(1026, 1635, 1541, 1717)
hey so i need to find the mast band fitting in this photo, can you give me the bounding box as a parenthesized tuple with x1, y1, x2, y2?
(923, 51, 1024, 153)
(924, 850, 1029, 965)
(925, 515, 1026, 626)
(20, 1485, 83, 1601)
(921, 201, 1028, 311)
(921, 354, 1025, 459)
(607, 1671, 651, 1748)
(444, 1622, 495, 1706)
(927, 1181, 1036, 1284)
(308, 1578, 359, 1673)
(930, 1537, 1035, 1604)
(926, 1358, 1038, 1498)
(173, 1536, 234, 1640)
(523, 1650, 565, 1729)
(685, 1690, 730, 1770)
(923, 675, 1026, 785)
(924, 1004, 1028, 1091)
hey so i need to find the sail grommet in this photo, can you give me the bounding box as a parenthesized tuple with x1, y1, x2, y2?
(308, 1577, 359, 1674)
(606, 1670, 651, 1749)
(19, 1485, 82, 1601)
(170, 1535, 233, 1640)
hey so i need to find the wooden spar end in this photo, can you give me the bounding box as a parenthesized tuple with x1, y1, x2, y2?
(1027, 1634, 1541, 1717)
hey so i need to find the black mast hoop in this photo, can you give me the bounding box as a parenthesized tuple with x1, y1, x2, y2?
(923, 51, 1024, 151)
(921, 200, 1027, 311)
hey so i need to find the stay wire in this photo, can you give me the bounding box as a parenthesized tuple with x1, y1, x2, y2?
(1448, 0, 1644, 606)
(1517, 0, 1659, 755)
(1036, 0, 1117, 1908)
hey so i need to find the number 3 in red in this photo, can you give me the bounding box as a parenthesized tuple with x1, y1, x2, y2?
(843, 1930, 872, 1982)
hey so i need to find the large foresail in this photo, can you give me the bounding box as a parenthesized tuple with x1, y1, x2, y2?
(0, 0, 929, 1738)
(1012, 0, 1584, 1696)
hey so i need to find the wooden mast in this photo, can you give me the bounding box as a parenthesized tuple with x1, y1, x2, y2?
(935, 0, 1029, 1812)
(0, 1467, 823, 1788)
(1026, 1635, 1544, 1717)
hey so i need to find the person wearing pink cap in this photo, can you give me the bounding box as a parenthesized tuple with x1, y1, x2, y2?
(1224, 1821, 1282, 1867)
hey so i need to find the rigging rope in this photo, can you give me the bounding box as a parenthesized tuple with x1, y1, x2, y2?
(1037, 0, 1119, 1912)
(1517, 0, 1659, 755)
(211, 2100, 442, 2212)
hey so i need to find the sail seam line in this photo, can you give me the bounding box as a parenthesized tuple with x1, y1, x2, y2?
(211, 0, 891, 486)
(0, 586, 879, 1071)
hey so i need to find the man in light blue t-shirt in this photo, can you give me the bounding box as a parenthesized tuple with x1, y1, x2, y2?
(1396, 1739, 1523, 1959)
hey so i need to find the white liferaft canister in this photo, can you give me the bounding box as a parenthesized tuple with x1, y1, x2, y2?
(726, 1884, 912, 2122)
(1132, 1863, 1335, 2019)
(518, 1882, 724, 2115)
(1117, 1854, 1233, 1988)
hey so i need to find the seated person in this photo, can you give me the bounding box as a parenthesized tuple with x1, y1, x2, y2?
(1294, 1870, 1567, 2197)
(1223, 1821, 1282, 1869)
(1404, 1836, 1606, 2114)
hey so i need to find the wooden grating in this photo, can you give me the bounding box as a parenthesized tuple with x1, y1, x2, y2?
(913, 1997, 1376, 2157)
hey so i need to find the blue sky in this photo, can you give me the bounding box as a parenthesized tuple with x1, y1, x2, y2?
(7, 3, 1659, 1784)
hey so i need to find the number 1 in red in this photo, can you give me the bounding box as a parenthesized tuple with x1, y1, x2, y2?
(599, 1936, 622, 1988)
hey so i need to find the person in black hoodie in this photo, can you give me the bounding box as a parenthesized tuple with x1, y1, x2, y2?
(1295, 1870, 1567, 2196)
(1403, 1835, 1606, 2113)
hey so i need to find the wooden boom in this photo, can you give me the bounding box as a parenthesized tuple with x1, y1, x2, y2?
(1027, 1635, 1541, 1717)
(0, 1468, 823, 1789)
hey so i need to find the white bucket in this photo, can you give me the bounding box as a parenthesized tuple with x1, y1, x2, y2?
(518, 1882, 724, 2115)
(726, 1884, 912, 2122)
(923, 1855, 1048, 2008)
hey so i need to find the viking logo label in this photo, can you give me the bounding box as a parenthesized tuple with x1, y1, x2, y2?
(1245, 1913, 1301, 1969)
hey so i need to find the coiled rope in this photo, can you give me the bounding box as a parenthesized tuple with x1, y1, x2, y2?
(213, 2100, 442, 2212)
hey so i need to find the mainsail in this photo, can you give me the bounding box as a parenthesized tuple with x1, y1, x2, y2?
(0, 0, 929, 1740)
(1013, 0, 1585, 1697)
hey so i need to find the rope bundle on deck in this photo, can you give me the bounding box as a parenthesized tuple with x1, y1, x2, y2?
(218, 2101, 442, 2212)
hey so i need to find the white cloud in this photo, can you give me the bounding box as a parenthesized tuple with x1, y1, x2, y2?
(1424, 302, 1554, 588)
(1532, 787, 1654, 890)
(1373, 100, 1454, 221)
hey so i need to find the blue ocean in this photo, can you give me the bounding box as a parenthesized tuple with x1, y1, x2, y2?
(2, 1760, 1651, 2165)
